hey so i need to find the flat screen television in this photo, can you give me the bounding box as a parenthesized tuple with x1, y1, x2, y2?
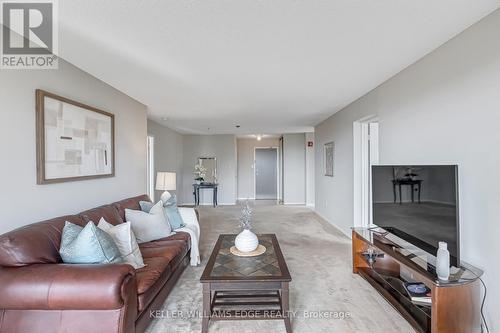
(372, 165, 460, 267)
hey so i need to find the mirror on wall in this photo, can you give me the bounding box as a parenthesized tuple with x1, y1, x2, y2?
(198, 157, 217, 184)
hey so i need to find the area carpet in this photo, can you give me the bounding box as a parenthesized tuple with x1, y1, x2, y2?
(146, 204, 414, 333)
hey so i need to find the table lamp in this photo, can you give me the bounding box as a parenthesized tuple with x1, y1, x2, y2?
(156, 172, 176, 203)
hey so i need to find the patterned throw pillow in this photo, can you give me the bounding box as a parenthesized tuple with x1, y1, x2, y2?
(140, 195, 185, 230)
(59, 221, 123, 264)
(163, 195, 186, 230)
(97, 218, 145, 269)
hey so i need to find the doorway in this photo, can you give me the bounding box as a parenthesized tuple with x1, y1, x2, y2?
(147, 135, 155, 200)
(255, 148, 278, 200)
(278, 136, 284, 204)
(353, 117, 379, 228)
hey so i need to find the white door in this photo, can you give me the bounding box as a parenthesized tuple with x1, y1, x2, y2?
(354, 118, 379, 228)
(367, 122, 379, 226)
(255, 148, 278, 200)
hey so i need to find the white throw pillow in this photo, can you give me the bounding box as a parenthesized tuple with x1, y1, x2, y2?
(125, 201, 172, 244)
(97, 218, 145, 269)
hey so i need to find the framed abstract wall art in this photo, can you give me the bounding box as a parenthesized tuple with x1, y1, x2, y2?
(324, 141, 334, 177)
(36, 89, 115, 184)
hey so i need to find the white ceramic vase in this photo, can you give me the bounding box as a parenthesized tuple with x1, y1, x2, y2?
(235, 229, 259, 252)
(436, 241, 450, 281)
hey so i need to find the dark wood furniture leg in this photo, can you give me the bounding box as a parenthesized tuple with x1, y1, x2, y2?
(418, 182, 421, 203)
(196, 187, 200, 206)
(202, 282, 210, 333)
(411, 184, 415, 203)
(393, 183, 397, 203)
(212, 187, 216, 207)
(282, 282, 292, 333)
(398, 183, 402, 204)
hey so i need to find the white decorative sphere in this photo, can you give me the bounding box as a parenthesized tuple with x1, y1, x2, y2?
(235, 229, 259, 252)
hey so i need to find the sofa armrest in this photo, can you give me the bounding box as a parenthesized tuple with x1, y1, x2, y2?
(0, 263, 136, 310)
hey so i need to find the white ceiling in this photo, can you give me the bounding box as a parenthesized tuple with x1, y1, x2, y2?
(58, 1, 500, 134)
(237, 134, 282, 140)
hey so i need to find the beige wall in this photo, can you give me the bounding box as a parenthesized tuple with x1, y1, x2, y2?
(180, 135, 237, 205)
(147, 120, 184, 202)
(0, 60, 148, 234)
(237, 138, 280, 199)
(305, 132, 315, 207)
(315, 9, 500, 329)
(283, 133, 306, 204)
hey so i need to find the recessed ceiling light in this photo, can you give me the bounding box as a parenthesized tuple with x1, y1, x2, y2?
(161, 117, 168, 121)
(257, 135, 262, 141)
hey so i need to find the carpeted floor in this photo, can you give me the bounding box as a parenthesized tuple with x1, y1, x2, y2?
(146, 204, 414, 333)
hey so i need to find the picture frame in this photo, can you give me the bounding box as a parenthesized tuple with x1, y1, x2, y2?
(36, 89, 115, 184)
(324, 141, 334, 177)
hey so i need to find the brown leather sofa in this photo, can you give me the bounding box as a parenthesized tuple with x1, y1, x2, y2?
(0, 195, 192, 333)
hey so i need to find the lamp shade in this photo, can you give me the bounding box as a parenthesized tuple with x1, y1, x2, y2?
(156, 172, 176, 191)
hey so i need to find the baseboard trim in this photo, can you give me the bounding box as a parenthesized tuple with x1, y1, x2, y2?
(313, 210, 351, 239)
(182, 202, 235, 206)
(283, 202, 306, 205)
(374, 200, 455, 206)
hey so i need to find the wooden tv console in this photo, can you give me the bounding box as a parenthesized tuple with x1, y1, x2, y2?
(352, 228, 483, 333)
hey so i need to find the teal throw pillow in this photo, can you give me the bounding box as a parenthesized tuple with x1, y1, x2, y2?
(163, 195, 186, 230)
(139, 201, 154, 213)
(59, 221, 123, 264)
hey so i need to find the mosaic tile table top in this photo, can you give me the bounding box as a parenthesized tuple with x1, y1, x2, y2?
(201, 234, 291, 282)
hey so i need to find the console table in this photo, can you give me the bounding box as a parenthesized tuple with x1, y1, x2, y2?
(193, 183, 218, 207)
(352, 228, 483, 333)
(392, 179, 422, 204)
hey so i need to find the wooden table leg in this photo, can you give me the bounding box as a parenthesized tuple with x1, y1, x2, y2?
(202, 283, 211, 333)
(398, 184, 402, 204)
(281, 282, 292, 333)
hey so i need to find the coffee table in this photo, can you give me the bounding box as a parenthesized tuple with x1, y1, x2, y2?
(200, 234, 292, 333)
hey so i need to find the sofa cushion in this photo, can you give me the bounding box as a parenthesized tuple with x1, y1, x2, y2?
(113, 195, 151, 222)
(136, 257, 172, 312)
(135, 232, 191, 313)
(0, 215, 85, 267)
(139, 240, 189, 270)
(79, 205, 123, 226)
(139, 232, 191, 252)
